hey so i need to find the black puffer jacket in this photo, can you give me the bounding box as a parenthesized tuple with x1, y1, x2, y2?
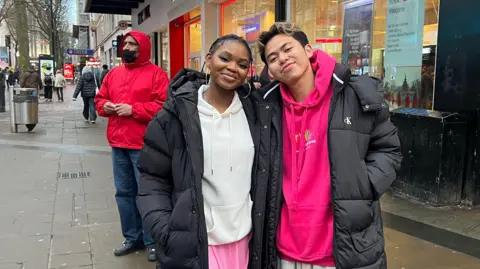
(136, 69, 276, 269)
(73, 71, 97, 98)
(256, 64, 402, 269)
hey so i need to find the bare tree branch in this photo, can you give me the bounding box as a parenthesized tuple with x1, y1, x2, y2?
(0, 0, 14, 25)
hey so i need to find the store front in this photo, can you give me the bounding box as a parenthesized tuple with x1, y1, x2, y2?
(289, 0, 439, 110)
(220, 0, 276, 76)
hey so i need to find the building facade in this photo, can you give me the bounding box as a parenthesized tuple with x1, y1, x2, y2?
(86, 0, 439, 101)
(91, 13, 132, 68)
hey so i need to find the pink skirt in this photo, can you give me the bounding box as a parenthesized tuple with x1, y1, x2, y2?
(208, 234, 251, 269)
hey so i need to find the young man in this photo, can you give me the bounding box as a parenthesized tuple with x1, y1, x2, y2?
(255, 22, 402, 269)
(95, 30, 169, 262)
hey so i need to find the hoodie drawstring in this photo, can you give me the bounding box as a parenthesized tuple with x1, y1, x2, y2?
(229, 113, 233, 172)
(210, 111, 233, 175)
(211, 111, 215, 175)
(290, 105, 309, 210)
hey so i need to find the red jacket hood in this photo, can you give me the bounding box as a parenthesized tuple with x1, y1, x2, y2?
(121, 31, 151, 68)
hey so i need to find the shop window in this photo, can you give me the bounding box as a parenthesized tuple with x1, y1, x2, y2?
(290, 0, 439, 110)
(290, 0, 345, 62)
(185, 19, 202, 71)
(221, 0, 276, 77)
(160, 32, 169, 77)
(373, 0, 440, 110)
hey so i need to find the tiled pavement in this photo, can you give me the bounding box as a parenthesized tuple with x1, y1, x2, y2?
(0, 85, 479, 268)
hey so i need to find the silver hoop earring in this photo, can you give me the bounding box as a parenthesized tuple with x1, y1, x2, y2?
(241, 83, 252, 99)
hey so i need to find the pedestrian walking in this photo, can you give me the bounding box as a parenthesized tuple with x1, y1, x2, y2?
(94, 30, 169, 262)
(73, 66, 97, 123)
(20, 65, 43, 91)
(54, 69, 66, 102)
(256, 22, 402, 269)
(7, 69, 15, 88)
(99, 64, 109, 85)
(43, 65, 54, 102)
(136, 35, 276, 269)
(0, 68, 6, 113)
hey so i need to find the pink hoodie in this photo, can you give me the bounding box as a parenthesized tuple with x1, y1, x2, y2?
(277, 50, 336, 267)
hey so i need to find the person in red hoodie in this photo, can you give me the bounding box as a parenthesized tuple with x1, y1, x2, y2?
(255, 23, 402, 269)
(94, 30, 169, 262)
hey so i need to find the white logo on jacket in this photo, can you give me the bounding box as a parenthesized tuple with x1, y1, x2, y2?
(344, 117, 352, 125)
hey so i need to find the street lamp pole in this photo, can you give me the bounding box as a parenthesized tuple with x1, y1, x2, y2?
(49, 0, 56, 69)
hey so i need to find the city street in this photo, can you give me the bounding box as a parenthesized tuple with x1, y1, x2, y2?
(0, 85, 479, 269)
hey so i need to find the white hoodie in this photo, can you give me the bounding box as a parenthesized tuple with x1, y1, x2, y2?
(197, 85, 254, 246)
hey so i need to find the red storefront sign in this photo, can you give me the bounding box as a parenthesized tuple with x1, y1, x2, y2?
(64, 64, 74, 80)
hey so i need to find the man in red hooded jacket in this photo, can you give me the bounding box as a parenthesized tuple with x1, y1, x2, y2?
(95, 30, 169, 262)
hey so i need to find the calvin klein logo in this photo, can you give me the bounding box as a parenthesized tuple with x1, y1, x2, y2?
(344, 117, 352, 125)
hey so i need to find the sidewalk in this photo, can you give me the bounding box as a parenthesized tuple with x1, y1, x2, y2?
(0, 86, 153, 269)
(0, 85, 479, 268)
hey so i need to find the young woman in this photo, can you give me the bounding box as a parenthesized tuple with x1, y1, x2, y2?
(73, 66, 97, 123)
(136, 35, 277, 269)
(54, 69, 66, 102)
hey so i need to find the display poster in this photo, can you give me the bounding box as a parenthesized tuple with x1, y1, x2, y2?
(0, 47, 8, 63)
(39, 59, 54, 84)
(341, 0, 373, 75)
(64, 64, 74, 80)
(383, 0, 426, 109)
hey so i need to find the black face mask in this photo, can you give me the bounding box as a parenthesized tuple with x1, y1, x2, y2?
(122, 50, 137, 63)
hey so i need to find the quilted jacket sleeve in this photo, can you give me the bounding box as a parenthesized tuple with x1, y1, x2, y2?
(136, 114, 173, 246)
(132, 70, 169, 123)
(73, 77, 83, 99)
(366, 105, 402, 200)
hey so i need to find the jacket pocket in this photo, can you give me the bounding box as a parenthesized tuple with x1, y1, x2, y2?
(168, 189, 194, 232)
(205, 197, 253, 245)
(351, 225, 380, 253)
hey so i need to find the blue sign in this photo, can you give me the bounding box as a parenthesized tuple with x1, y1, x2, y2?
(66, 49, 94, 55)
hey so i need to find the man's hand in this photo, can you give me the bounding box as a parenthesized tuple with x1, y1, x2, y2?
(104, 102, 116, 114)
(115, 104, 133, 116)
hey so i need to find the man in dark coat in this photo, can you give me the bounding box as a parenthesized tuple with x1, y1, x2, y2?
(255, 22, 402, 269)
(73, 66, 98, 123)
(100, 64, 109, 85)
(0, 69, 5, 112)
(20, 65, 43, 90)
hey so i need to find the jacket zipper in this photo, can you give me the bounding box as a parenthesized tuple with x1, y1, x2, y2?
(178, 102, 208, 269)
(328, 81, 346, 267)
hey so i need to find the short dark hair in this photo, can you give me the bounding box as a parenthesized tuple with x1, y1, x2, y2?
(208, 34, 253, 62)
(257, 22, 309, 64)
(102, 64, 108, 69)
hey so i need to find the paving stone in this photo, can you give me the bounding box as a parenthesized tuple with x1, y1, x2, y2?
(49, 253, 92, 269)
(92, 260, 140, 269)
(87, 210, 119, 225)
(20, 221, 52, 236)
(51, 228, 90, 255)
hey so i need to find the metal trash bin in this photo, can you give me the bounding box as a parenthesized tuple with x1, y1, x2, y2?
(9, 87, 39, 132)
